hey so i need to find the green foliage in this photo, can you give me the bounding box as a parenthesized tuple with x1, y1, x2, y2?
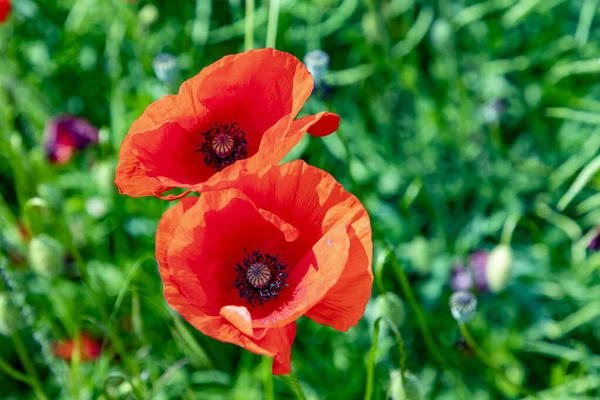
(1, 0, 600, 398)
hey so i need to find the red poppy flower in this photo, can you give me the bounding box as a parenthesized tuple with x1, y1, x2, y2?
(0, 0, 10, 23)
(115, 49, 340, 200)
(52, 332, 102, 362)
(156, 161, 372, 374)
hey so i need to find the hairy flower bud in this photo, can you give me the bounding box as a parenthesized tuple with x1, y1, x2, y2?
(153, 53, 178, 83)
(485, 244, 513, 293)
(373, 292, 406, 327)
(304, 50, 330, 87)
(450, 291, 477, 323)
(390, 370, 422, 400)
(29, 235, 65, 278)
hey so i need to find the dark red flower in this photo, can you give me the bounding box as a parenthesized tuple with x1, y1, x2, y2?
(115, 49, 339, 200)
(45, 115, 99, 165)
(52, 332, 101, 362)
(156, 161, 372, 374)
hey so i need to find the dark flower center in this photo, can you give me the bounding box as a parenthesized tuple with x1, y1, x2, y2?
(234, 249, 288, 306)
(196, 123, 249, 171)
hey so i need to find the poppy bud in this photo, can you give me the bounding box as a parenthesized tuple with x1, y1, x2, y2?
(45, 115, 99, 165)
(390, 370, 422, 400)
(0, 293, 18, 336)
(29, 234, 65, 278)
(449, 291, 477, 323)
(373, 292, 405, 327)
(303, 50, 329, 87)
(0, 0, 10, 24)
(153, 53, 178, 83)
(138, 4, 159, 27)
(485, 244, 513, 293)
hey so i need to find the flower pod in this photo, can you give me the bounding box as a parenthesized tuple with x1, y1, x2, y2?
(390, 370, 422, 400)
(485, 244, 513, 293)
(373, 292, 405, 327)
(29, 235, 65, 278)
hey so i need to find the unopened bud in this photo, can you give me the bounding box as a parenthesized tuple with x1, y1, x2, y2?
(390, 370, 422, 400)
(450, 291, 477, 323)
(485, 244, 512, 293)
(139, 4, 159, 27)
(29, 235, 65, 278)
(373, 292, 405, 327)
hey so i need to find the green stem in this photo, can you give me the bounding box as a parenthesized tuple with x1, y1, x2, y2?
(263, 357, 275, 400)
(500, 214, 521, 245)
(365, 317, 407, 400)
(244, 0, 255, 50)
(285, 369, 306, 400)
(388, 253, 447, 366)
(388, 252, 470, 399)
(459, 322, 537, 397)
(12, 332, 49, 400)
(266, 0, 280, 48)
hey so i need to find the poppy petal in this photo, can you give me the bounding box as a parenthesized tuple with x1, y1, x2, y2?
(250, 224, 350, 328)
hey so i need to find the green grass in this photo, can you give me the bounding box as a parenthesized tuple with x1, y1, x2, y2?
(1, 0, 600, 398)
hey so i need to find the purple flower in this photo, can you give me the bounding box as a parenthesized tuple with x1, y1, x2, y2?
(45, 115, 99, 164)
(470, 250, 489, 292)
(451, 264, 474, 291)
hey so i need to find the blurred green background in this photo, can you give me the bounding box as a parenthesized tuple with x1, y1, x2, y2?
(1, 0, 600, 398)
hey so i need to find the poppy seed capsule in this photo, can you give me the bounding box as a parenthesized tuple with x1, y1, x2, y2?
(485, 244, 513, 293)
(29, 235, 65, 278)
(246, 263, 271, 289)
(211, 133, 235, 158)
(450, 291, 477, 323)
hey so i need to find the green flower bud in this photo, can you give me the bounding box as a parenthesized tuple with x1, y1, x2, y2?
(485, 244, 513, 293)
(139, 4, 159, 27)
(373, 292, 406, 327)
(0, 293, 18, 336)
(29, 235, 65, 278)
(390, 370, 422, 400)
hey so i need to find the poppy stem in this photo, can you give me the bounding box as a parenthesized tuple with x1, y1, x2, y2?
(266, 0, 280, 49)
(244, 0, 255, 50)
(285, 369, 307, 400)
(458, 322, 537, 397)
(365, 317, 407, 400)
(262, 357, 275, 400)
(11, 332, 49, 400)
(388, 251, 471, 399)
